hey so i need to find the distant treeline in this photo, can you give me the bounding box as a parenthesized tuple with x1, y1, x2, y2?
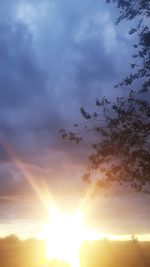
(0, 234, 42, 243)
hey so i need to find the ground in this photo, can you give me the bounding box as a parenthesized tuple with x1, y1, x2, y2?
(0, 239, 150, 267)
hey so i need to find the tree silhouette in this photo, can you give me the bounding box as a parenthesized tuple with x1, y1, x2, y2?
(107, 0, 150, 92)
(60, 0, 150, 192)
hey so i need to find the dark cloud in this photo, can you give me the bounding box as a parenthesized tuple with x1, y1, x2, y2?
(0, 0, 148, 236)
(0, 21, 44, 107)
(0, 144, 11, 162)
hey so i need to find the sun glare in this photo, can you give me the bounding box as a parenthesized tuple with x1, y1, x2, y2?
(44, 206, 101, 267)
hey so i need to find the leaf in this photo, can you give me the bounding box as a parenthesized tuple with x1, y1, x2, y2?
(80, 107, 91, 119)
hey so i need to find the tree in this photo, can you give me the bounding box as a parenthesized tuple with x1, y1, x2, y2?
(60, 0, 150, 192)
(107, 0, 150, 92)
(3, 234, 20, 243)
(60, 91, 150, 192)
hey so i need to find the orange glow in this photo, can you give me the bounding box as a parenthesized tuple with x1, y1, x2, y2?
(42, 205, 102, 267)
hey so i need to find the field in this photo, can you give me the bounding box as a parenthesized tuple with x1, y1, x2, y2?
(0, 239, 45, 267)
(0, 238, 150, 267)
(81, 240, 150, 267)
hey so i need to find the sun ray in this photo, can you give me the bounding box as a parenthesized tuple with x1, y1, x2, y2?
(1, 140, 103, 267)
(0, 140, 54, 211)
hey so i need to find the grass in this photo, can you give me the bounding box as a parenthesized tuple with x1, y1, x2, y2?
(0, 237, 150, 267)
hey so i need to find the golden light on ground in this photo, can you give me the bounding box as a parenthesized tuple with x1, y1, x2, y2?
(43, 205, 102, 267)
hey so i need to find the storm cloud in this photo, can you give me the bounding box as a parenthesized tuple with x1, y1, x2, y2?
(0, 0, 149, 237)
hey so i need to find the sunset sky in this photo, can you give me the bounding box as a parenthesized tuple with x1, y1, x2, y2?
(0, 0, 150, 240)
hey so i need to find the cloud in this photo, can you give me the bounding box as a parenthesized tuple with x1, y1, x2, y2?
(0, 0, 148, 235)
(0, 0, 132, 146)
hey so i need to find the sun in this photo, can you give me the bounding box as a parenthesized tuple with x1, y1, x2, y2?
(44, 206, 87, 267)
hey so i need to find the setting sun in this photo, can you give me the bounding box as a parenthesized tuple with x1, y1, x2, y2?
(44, 206, 86, 267)
(42, 205, 102, 267)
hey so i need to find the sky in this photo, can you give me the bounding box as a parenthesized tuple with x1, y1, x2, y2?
(0, 0, 150, 239)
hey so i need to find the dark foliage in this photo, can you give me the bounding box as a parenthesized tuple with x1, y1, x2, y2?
(107, 0, 150, 92)
(60, 0, 150, 192)
(60, 91, 150, 192)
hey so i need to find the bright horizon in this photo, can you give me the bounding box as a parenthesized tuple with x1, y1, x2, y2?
(1, 204, 150, 267)
(1, 228, 150, 242)
(1, 201, 150, 242)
